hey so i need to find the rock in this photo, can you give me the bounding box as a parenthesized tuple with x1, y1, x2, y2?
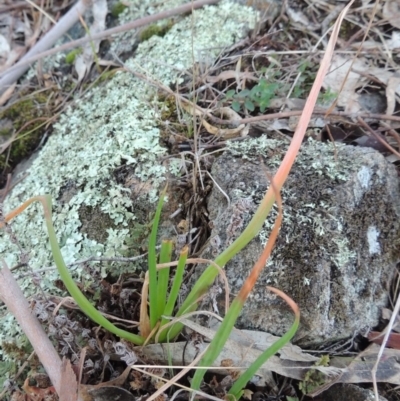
(199, 136, 400, 346)
(323, 384, 387, 401)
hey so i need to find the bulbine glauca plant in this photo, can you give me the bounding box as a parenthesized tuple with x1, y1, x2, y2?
(1, 179, 299, 398)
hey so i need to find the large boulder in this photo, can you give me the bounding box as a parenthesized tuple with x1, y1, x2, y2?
(199, 136, 400, 346)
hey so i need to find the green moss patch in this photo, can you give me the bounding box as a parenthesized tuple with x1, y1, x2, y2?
(0, 93, 53, 186)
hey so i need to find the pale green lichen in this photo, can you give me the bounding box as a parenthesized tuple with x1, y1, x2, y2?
(0, 0, 258, 358)
(331, 237, 356, 269)
(226, 136, 361, 286)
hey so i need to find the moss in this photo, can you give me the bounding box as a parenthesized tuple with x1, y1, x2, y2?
(0, 93, 53, 186)
(338, 19, 359, 41)
(157, 94, 194, 141)
(96, 69, 119, 83)
(65, 48, 82, 64)
(79, 205, 118, 244)
(157, 94, 179, 140)
(139, 22, 174, 42)
(124, 222, 150, 254)
(79, 204, 150, 257)
(1, 340, 32, 361)
(111, 1, 128, 17)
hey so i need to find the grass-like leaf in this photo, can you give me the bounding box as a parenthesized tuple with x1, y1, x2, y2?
(190, 172, 283, 391)
(148, 186, 167, 329)
(156, 240, 173, 322)
(160, 246, 188, 331)
(228, 287, 300, 399)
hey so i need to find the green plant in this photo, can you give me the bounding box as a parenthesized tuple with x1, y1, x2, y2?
(0, 58, 333, 395)
(318, 87, 337, 105)
(1, 180, 299, 397)
(111, 1, 128, 17)
(225, 77, 280, 113)
(65, 48, 82, 64)
(139, 23, 174, 42)
(298, 355, 330, 394)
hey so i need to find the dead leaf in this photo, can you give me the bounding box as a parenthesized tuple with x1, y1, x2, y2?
(138, 318, 337, 384)
(353, 131, 389, 152)
(387, 31, 400, 51)
(383, 0, 400, 29)
(79, 366, 131, 401)
(182, 103, 249, 138)
(309, 344, 400, 396)
(74, 0, 107, 82)
(139, 272, 150, 338)
(22, 377, 57, 400)
(368, 331, 400, 350)
(386, 74, 400, 116)
(59, 358, 78, 401)
(206, 70, 257, 84)
(87, 387, 135, 401)
(286, 6, 319, 30)
(322, 55, 369, 113)
(382, 308, 400, 332)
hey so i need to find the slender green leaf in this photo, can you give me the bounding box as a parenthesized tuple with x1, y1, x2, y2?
(190, 298, 244, 391)
(228, 300, 299, 398)
(160, 246, 188, 330)
(148, 187, 167, 329)
(156, 240, 173, 322)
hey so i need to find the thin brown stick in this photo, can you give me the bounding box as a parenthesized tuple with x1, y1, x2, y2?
(207, 109, 400, 125)
(372, 293, 400, 401)
(357, 117, 400, 158)
(0, 262, 62, 393)
(113, 53, 400, 132)
(380, 121, 400, 149)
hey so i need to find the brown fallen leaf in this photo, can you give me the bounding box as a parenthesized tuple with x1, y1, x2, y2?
(368, 331, 400, 350)
(206, 70, 257, 84)
(309, 343, 400, 396)
(137, 318, 335, 384)
(59, 358, 78, 401)
(181, 103, 249, 139)
(78, 366, 131, 401)
(22, 377, 57, 400)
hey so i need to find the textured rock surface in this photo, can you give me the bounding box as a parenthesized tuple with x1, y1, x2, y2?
(199, 137, 400, 346)
(323, 384, 387, 401)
